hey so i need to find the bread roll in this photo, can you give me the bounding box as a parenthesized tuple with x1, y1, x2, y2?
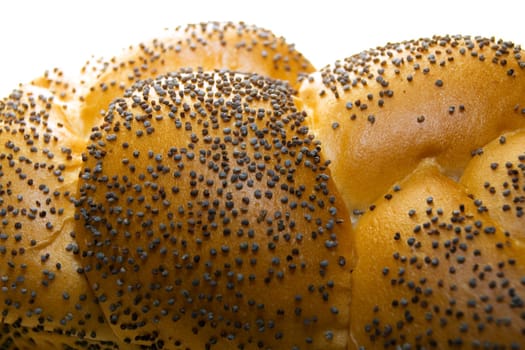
(0, 86, 133, 348)
(298, 35, 525, 218)
(350, 160, 525, 348)
(461, 130, 525, 241)
(31, 21, 315, 138)
(75, 70, 353, 349)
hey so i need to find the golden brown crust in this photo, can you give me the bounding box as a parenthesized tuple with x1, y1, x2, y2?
(48, 21, 315, 138)
(0, 86, 122, 345)
(299, 35, 525, 218)
(5, 25, 525, 349)
(85, 21, 315, 88)
(0, 323, 134, 350)
(31, 67, 81, 103)
(350, 161, 525, 348)
(75, 71, 353, 349)
(460, 130, 525, 242)
(4, 21, 318, 349)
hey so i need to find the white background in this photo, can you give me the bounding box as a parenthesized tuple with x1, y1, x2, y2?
(1, 0, 524, 97)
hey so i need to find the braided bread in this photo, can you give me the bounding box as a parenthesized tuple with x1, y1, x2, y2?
(1, 24, 524, 349)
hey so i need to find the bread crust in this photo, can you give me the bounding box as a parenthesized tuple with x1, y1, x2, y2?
(3, 25, 525, 349)
(75, 71, 352, 349)
(0, 86, 125, 346)
(299, 35, 525, 218)
(461, 129, 525, 241)
(350, 161, 525, 348)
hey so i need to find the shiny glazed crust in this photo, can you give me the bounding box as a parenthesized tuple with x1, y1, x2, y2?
(1, 26, 525, 349)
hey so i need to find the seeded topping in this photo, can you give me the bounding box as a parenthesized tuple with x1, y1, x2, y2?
(75, 70, 352, 349)
(298, 35, 525, 220)
(3, 23, 525, 349)
(351, 163, 525, 348)
(0, 86, 127, 347)
(72, 22, 315, 139)
(0, 323, 126, 349)
(31, 67, 80, 103)
(461, 130, 525, 240)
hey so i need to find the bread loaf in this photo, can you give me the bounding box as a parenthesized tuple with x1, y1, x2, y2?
(1, 25, 524, 349)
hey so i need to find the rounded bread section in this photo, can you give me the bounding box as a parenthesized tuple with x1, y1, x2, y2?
(68, 22, 315, 137)
(460, 130, 525, 242)
(299, 35, 525, 218)
(75, 70, 353, 349)
(0, 86, 130, 347)
(350, 161, 525, 348)
(297, 34, 525, 348)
